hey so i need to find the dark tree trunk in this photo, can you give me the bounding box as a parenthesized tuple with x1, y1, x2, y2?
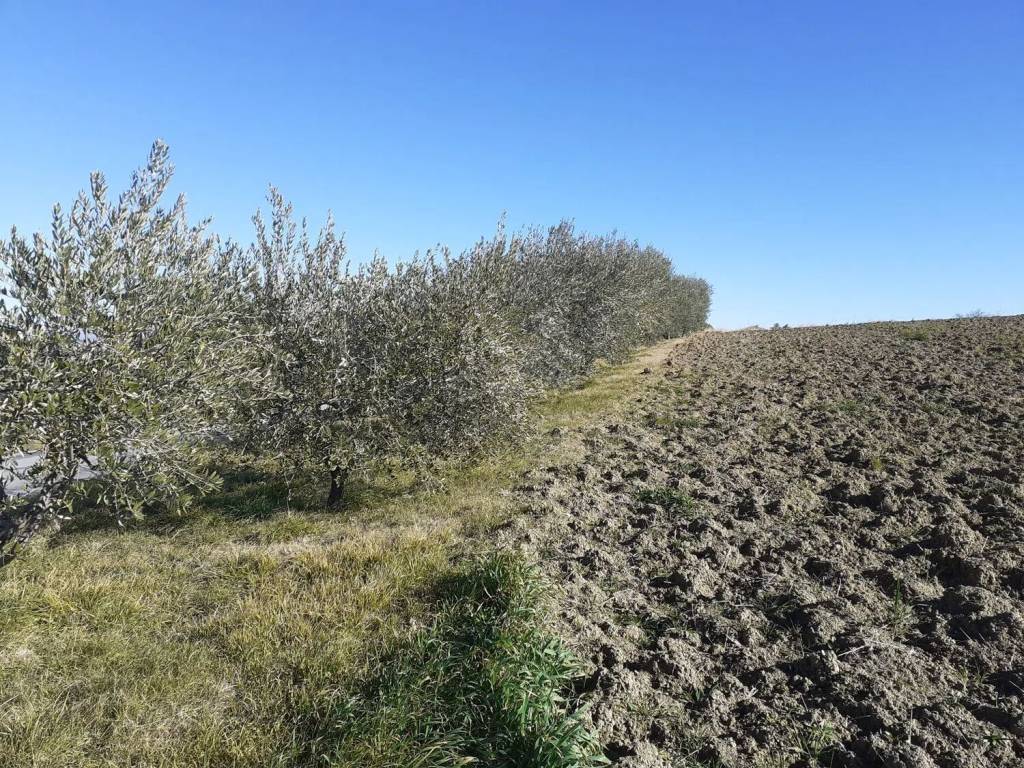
(0, 518, 15, 567)
(0, 506, 31, 568)
(326, 467, 348, 509)
(1, 478, 72, 568)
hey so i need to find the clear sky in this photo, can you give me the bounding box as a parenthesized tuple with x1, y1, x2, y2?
(1, 1, 1021, 328)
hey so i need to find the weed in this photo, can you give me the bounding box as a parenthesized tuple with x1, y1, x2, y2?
(954, 664, 987, 694)
(675, 728, 727, 768)
(635, 487, 697, 516)
(794, 720, 840, 763)
(887, 580, 916, 637)
(756, 591, 802, 632)
(616, 609, 672, 642)
(834, 399, 867, 417)
(682, 682, 717, 708)
(650, 413, 701, 430)
(980, 730, 1011, 751)
(899, 326, 930, 341)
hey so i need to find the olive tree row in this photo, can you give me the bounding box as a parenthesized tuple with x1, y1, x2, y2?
(661, 273, 712, 338)
(1, 143, 711, 554)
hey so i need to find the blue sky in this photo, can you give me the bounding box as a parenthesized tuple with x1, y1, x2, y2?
(1, 1, 1021, 328)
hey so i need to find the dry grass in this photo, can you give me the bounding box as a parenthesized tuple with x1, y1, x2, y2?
(0, 342, 673, 767)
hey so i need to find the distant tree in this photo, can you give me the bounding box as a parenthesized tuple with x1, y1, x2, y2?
(0, 142, 260, 559)
(662, 274, 712, 337)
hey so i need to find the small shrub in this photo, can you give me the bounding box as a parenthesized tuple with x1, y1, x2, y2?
(899, 325, 930, 341)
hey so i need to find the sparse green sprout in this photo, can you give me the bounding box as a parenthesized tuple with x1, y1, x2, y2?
(650, 413, 701, 430)
(835, 398, 866, 415)
(981, 730, 1011, 750)
(683, 682, 717, 708)
(636, 487, 697, 515)
(887, 580, 916, 637)
(793, 720, 840, 763)
(920, 399, 947, 416)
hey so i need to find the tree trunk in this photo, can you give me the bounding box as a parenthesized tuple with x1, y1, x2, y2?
(0, 518, 15, 567)
(326, 467, 348, 509)
(0, 506, 32, 568)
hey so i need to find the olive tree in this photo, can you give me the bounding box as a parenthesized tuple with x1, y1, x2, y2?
(369, 247, 530, 458)
(0, 142, 260, 559)
(238, 192, 528, 507)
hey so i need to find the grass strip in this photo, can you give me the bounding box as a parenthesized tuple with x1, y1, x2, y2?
(302, 552, 606, 767)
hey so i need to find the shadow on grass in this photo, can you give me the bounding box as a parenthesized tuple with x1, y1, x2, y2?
(46, 467, 296, 543)
(45, 462, 431, 546)
(200, 469, 295, 518)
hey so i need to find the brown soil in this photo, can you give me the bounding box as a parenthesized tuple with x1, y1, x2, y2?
(503, 316, 1024, 767)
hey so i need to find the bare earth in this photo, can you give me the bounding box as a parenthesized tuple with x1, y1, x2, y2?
(504, 316, 1024, 767)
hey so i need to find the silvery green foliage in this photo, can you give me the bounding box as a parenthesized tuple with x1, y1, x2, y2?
(659, 273, 712, 338)
(371, 248, 531, 458)
(238, 192, 529, 505)
(463, 221, 711, 386)
(0, 142, 258, 557)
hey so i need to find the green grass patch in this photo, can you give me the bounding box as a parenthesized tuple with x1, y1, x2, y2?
(833, 398, 868, 417)
(308, 553, 605, 767)
(649, 412, 701, 430)
(635, 487, 697, 516)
